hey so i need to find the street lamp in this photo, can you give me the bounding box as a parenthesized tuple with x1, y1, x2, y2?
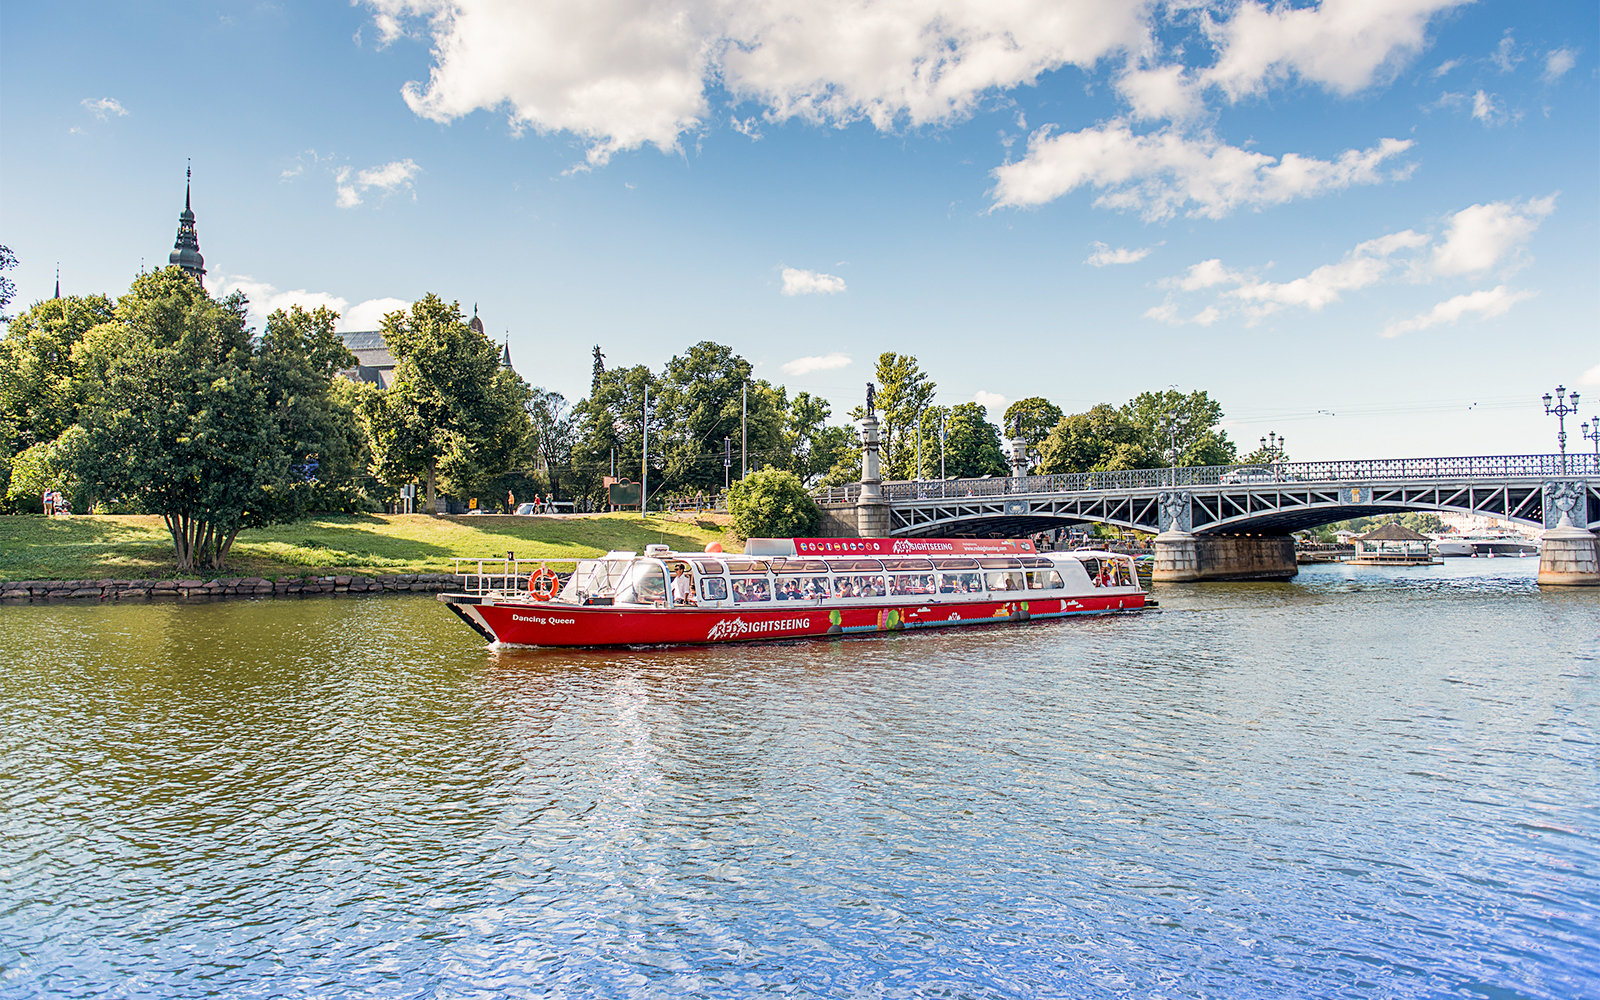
(1260, 432, 1285, 479)
(723, 436, 731, 491)
(1582, 415, 1599, 464)
(1543, 386, 1581, 474)
(939, 412, 948, 491)
(1159, 414, 1181, 486)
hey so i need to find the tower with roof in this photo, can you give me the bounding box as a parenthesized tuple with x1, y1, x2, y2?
(168, 162, 205, 284)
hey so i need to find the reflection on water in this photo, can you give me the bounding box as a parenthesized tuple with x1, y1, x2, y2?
(1, 559, 1596, 999)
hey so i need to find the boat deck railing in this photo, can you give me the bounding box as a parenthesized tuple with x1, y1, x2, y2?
(451, 557, 570, 596)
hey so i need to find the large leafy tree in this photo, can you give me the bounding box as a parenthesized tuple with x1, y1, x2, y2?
(0, 293, 117, 453)
(942, 402, 1008, 478)
(1122, 389, 1236, 467)
(527, 387, 575, 498)
(783, 391, 852, 486)
(70, 267, 349, 570)
(1002, 397, 1062, 448)
(569, 362, 661, 505)
(361, 294, 533, 512)
(652, 342, 783, 492)
(873, 352, 936, 480)
(1037, 404, 1161, 474)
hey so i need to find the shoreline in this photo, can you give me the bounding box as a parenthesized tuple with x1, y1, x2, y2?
(0, 573, 460, 602)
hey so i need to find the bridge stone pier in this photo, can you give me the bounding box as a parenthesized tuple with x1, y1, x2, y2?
(813, 451, 1599, 586)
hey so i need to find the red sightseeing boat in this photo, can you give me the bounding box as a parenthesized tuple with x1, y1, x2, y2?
(439, 537, 1152, 648)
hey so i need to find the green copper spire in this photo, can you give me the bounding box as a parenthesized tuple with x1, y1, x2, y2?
(169, 161, 205, 284)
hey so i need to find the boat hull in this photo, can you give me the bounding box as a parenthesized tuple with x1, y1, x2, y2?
(442, 591, 1150, 648)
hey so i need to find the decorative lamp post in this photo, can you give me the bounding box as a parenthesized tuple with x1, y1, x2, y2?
(723, 436, 731, 492)
(1160, 414, 1181, 487)
(1582, 416, 1599, 464)
(1260, 432, 1285, 480)
(1543, 386, 1580, 475)
(939, 412, 948, 493)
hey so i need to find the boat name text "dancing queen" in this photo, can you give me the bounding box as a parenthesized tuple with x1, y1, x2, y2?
(706, 616, 811, 640)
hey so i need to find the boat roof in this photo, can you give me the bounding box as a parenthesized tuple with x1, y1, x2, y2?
(744, 537, 1038, 557)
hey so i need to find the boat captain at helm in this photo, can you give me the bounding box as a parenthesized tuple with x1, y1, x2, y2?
(671, 564, 696, 605)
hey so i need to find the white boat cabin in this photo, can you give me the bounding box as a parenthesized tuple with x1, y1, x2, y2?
(558, 544, 1141, 608)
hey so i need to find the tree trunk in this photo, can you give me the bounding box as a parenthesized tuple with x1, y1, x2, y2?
(424, 459, 437, 514)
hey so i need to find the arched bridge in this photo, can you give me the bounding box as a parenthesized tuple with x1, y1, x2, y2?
(815, 454, 1600, 537)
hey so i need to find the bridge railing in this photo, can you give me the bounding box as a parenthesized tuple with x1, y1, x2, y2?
(815, 453, 1597, 504)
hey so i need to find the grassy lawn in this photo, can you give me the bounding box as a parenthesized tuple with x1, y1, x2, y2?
(0, 512, 734, 580)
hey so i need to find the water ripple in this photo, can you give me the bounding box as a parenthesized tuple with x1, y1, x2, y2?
(1, 561, 1596, 999)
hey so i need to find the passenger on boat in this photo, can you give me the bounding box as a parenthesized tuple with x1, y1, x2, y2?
(671, 565, 695, 605)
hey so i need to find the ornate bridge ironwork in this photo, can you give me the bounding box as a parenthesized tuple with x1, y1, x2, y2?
(814, 454, 1600, 537)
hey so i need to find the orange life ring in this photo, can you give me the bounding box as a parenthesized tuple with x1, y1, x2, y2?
(528, 567, 560, 600)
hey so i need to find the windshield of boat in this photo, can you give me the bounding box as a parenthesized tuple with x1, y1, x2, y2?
(563, 558, 639, 604)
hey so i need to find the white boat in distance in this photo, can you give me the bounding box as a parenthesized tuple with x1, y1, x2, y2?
(1434, 534, 1540, 557)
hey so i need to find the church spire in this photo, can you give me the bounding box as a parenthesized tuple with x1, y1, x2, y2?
(168, 160, 205, 284)
(54, 265, 60, 299)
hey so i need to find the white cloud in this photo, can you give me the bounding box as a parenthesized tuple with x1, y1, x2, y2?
(207, 273, 409, 333)
(990, 123, 1412, 219)
(781, 352, 851, 376)
(1085, 241, 1157, 266)
(362, 0, 1461, 180)
(973, 391, 1009, 421)
(1148, 196, 1555, 328)
(1200, 0, 1471, 100)
(1431, 58, 1461, 78)
(1429, 196, 1555, 276)
(1114, 63, 1202, 122)
(335, 158, 421, 208)
(1381, 286, 1535, 338)
(1543, 47, 1578, 82)
(780, 267, 846, 296)
(1578, 363, 1600, 387)
(365, 0, 1147, 166)
(1490, 31, 1520, 73)
(80, 97, 128, 120)
(341, 297, 412, 330)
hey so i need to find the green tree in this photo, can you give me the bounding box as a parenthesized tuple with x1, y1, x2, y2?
(1002, 397, 1063, 458)
(569, 362, 661, 507)
(0, 293, 117, 453)
(727, 468, 821, 539)
(1037, 404, 1161, 474)
(941, 402, 1008, 478)
(783, 391, 852, 486)
(0, 244, 16, 321)
(653, 342, 783, 492)
(69, 267, 330, 570)
(360, 294, 533, 512)
(1122, 389, 1237, 467)
(873, 352, 936, 480)
(527, 387, 575, 499)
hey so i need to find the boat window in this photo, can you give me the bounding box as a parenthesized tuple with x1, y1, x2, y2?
(775, 574, 829, 601)
(889, 571, 937, 596)
(880, 558, 935, 573)
(938, 569, 984, 595)
(689, 558, 726, 575)
(1017, 556, 1054, 570)
(614, 561, 668, 605)
(931, 558, 980, 571)
(977, 558, 1023, 570)
(1025, 568, 1064, 590)
(731, 576, 772, 603)
(722, 558, 769, 574)
(827, 559, 884, 573)
(700, 576, 729, 601)
(572, 559, 632, 603)
(832, 573, 887, 599)
(1078, 557, 1113, 587)
(770, 559, 829, 574)
(985, 569, 1026, 592)
(1115, 558, 1135, 587)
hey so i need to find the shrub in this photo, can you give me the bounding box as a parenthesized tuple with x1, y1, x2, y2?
(727, 468, 821, 539)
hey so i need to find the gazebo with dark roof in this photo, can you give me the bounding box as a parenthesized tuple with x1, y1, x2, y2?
(1349, 522, 1441, 566)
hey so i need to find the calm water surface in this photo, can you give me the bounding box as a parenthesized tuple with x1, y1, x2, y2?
(1, 560, 1596, 999)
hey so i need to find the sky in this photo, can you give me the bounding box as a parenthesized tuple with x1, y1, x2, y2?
(1, 0, 1596, 462)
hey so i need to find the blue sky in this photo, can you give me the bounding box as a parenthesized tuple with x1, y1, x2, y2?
(2, 0, 1595, 461)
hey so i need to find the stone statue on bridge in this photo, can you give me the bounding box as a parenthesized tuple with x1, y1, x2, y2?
(865, 382, 876, 417)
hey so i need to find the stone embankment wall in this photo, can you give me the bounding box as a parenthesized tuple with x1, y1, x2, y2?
(0, 573, 459, 602)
